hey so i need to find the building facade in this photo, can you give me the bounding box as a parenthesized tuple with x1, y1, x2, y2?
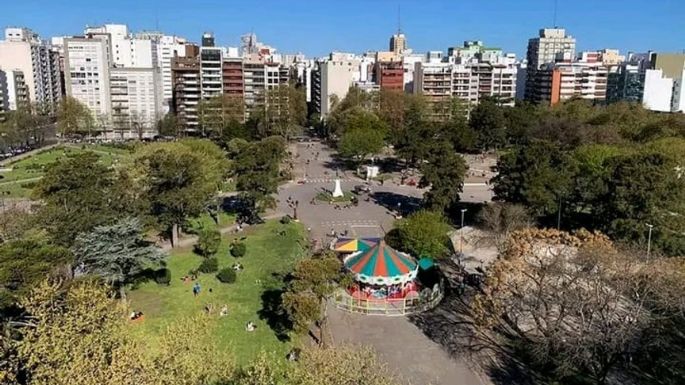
(526, 62, 608, 106)
(375, 60, 404, 91)
(642, 69, 673, 112)
(318, 53, 362, 117)
(171, 51, 201, 131)
(63, 35, 112, 121)
(0, 27, 62, 113)
(110, 67, 162, 138)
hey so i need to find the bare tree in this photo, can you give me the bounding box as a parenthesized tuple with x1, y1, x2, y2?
(476, 202, 533, 251)
(473, 229, 671, 384)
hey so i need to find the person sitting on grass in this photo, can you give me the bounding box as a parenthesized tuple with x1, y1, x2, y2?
(245, 321, 256, 332)
(220, 305, 229, 317)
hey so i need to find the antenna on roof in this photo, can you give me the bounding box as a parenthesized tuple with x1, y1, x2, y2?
(397, 4, 402, 34)
(553, 0, 558, 28)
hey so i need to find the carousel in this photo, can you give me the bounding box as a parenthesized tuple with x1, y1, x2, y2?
(334, 239, 443, 315)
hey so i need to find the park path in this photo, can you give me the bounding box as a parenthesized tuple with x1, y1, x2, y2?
(0, 143, 61, 167)
(327, 307, 492, 385)
(159, 212, 285, 251)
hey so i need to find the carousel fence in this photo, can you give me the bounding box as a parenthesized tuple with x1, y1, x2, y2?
(333, 285, 444, 316)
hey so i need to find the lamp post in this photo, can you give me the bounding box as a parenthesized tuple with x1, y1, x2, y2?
(460, 208, 467, 254)
(557, 196, 562, 230)
(646, 223, 654, 257)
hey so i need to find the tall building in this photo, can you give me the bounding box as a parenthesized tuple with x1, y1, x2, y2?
(526, 62, 608, 106)
(413, 62, 478, 119)
(157, 35, 187, 109)
(110, 67, 163, 138)
(642, 69, 673, 112)
(317, 53, 362, 117)
(469, 62, 517, 106)
(389, 33, 407, 56)
(0, 27, 62, 113)
(0, 70, 7, 121)
(607, 63, 645, 104)
(374, 59, 404, 92)
(63, 35, 112, 121)
(0, 69, 30, 112)
(526, 28, 576, 70)
(652, 53, 685, 80)
(171, 45, 200, 131)
(199, 33, 223, 100)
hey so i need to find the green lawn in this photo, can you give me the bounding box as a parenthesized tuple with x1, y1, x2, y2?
(128, 219, 308, 364)
(0, 145, 131, 197)
(185, 212, 237, 234)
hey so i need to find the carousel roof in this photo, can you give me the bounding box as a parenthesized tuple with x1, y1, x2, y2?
(333, 237, 380, 253)
(344, 241, 417, 280)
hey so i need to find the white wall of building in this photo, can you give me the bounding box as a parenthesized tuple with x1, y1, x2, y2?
(110, 67, 162, 137)
(64, 36, 112, 119)
(320, 55, 361, 117)
(643, 69, 673, 112)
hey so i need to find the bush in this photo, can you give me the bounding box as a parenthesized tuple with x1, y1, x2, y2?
(198, 257, 219, 273)
(216, 267, 236, 284)
(154, 268, 171, 285)
(280, 216, 291, 224)
(195, 227, 221, 257)
(230, 242, 246, 258)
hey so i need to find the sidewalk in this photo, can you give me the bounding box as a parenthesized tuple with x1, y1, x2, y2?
(159, 212, 285, 251)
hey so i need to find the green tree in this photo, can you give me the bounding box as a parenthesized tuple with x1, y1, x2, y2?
(198, 94, 245, 137)
(283, 254, 347, 347)
(157, 112, 181, 137)
(15, 280, 234, 385)
(599, 152, 685, 255)
(56, 96, 94, 137)
(0, 235, 70, 313)
(394, 94, 435, 166)
(392, 210, 452, 259)
(469, 97, 506, 150)
(441, 97, 477, 152)
(492, 141, 577, 218)
(233, 136, 286, 210)
(195, 227, 221, 257)
(338, 126, 385, 164)
(137, 141, 225, 246)
(378, 89, 406, 138)
(419, 141, 467, 211)
(72, 217, 167, 298)
(33, 152, 128, 247)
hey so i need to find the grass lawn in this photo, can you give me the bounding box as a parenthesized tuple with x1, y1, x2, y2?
(127, 219, 308, 364)
(0, 145, 131, 198)
(185, 212, 237, 234)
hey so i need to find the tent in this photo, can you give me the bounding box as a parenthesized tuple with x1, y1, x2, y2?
(344, 241, 418, 286)
(333, 237, 380, 253)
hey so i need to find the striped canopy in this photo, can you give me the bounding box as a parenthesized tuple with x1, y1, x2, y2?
(333, 237, 380, 253)
(344, 241, 418, 286)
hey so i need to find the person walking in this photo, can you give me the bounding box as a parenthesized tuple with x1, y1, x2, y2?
(192, 282, 201, 297)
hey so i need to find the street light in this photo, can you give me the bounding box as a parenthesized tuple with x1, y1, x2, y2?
(460, 208, 467, 254)
(646, 223, 654, 257)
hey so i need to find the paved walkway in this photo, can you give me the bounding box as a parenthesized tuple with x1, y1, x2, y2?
(159, 212, 285, 251)
(0, 143, 60, 166)
(328, 306, 491, 385)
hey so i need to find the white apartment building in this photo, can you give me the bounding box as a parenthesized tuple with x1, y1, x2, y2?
(672, 69, 685, 113)
(199, 33, 223, 100)
(110, 67, 162, 138)
(642, 69, 674, 112)
(414, 62, 479, 119)
(0, 27, 62, 112)
(154, 35, 187, 110)
(0, 69, 30, 112)
(84, 24, 157, 68)
(318, 53, 362, 117)
(64, 36, 112, 120)
(526, 28, 576, 70)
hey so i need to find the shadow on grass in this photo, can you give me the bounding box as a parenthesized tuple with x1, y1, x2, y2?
(257, 288, 292, 342)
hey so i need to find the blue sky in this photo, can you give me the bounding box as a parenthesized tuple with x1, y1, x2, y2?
(1, 0, 683, 58)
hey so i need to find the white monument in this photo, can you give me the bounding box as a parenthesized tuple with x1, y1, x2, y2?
(332, 179, 344, 197)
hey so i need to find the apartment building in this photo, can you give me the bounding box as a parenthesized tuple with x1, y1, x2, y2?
(0, 27, 62, 113)
(200, 33, 223, 100)
(526, 62, 608, 106)
(317, 53, 362, 117)
(63, 35, 112, 120)
(156, 35, 187, 110)
(526, 28, 576, 70)
(0, 70, 7, 121)
(642, 69, 674, 112)
(375, 60, 404, 92)
(413, 61, 478, 119)
(389, 33, 407, 56)
(469, 62, 517, 106)
(110, 67, 162, 138)
(171, 46, 201, 131)
(0, 69, 30, 112)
